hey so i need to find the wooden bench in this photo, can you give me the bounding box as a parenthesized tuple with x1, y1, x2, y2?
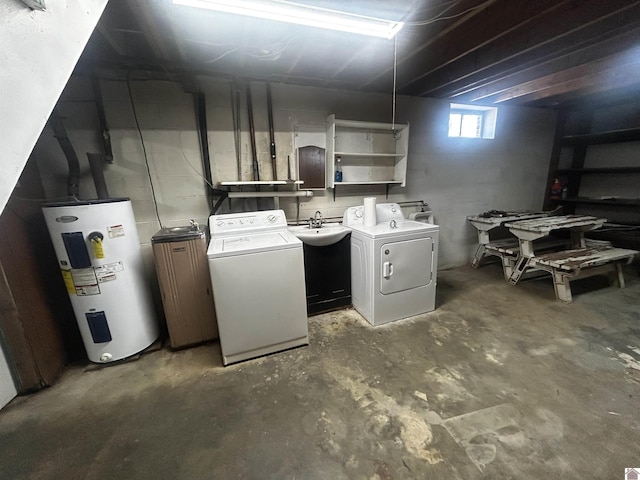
(530, 246, 638, 302)
(484, 237, 570, 280)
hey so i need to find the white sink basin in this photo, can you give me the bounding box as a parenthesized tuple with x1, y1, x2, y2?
(289, 223, 351, 247)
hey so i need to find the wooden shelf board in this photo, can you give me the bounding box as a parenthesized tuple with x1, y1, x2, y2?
(219, 180, 304, 186)
(335, 152, 405, 158)
(562, 127, 640, 145)
(556, 167, 640, 174)
(334, 180, 403, 185)
(559, 197, 640, 207)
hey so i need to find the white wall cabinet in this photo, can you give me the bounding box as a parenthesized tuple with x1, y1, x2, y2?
(326, 114, 409, 189)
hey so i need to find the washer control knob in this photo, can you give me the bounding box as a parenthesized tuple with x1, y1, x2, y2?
(216, 221, 224, 226)
(267, 214, 278, 223)
(390, 219, 398, 229)
(391, 206, 397, 212)
(355, 209, 363, 218)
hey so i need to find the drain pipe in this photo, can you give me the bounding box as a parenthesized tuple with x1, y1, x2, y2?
(91, 76, 113, 162)
(87, 153, 110, 199)
(50, 113, 80, 198)
(246, 84, 260, 182)
(266, 82, 277, 181)
(194, 92, 214, 213)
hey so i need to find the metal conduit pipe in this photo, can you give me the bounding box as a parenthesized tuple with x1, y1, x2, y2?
(50, 113, 80, 198)
(195, 92, 214, 213)
(266, 82, 277, 181)
(87, 153, 110, 199)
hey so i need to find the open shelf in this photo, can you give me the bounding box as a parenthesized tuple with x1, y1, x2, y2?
(219, 180, 304, 186)
(556, 167, 640, 174)
(334, 152, 405, 158)
(562, 127, 640, 145)
(559, 197, 640, 208)
(326, 114, 409, 189)
(334, 180, 404, 185)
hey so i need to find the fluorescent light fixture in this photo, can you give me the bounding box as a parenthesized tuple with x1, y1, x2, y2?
(172, 0, 404, 39)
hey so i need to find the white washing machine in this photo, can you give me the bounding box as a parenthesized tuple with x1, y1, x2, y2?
(343, 203, 439, 326)
(207, 209, 308, 365)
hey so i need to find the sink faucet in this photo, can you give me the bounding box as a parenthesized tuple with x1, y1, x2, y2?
(309, 211, 324, 229)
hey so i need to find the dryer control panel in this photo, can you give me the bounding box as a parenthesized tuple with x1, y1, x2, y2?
(343, 203, 405, 227)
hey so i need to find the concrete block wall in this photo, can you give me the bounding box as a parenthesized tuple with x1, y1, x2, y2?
(32, 75, 557, 272)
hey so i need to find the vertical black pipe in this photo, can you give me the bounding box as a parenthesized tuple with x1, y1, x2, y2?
(195, 92, 214, 212)
(87, 153, 110, 199)
(49, 113, 80, 198)
(91, 76, 113, 162)
(246, 84, 260, 182)
(266, 82, 277, 181)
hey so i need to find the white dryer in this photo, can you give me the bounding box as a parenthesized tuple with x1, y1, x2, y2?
(207, 210, 308, 365)
(343, 203, 439, 326)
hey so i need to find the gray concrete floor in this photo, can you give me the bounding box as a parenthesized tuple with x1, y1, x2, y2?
(1, 264, 639, 480)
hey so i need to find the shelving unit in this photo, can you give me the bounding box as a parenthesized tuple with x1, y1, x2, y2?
(326, 115, 409, 194)
(545, 108, 640, 249)
(552, 126, 640, 213)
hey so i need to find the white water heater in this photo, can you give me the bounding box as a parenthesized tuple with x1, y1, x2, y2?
(42, 198, 159, 363)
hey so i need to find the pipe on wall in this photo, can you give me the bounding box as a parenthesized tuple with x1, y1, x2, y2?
(194, 92, 214, 213)
(87, 153, 110, 199)
(266, 82, 277, 181)
(49, 114, 80, 198)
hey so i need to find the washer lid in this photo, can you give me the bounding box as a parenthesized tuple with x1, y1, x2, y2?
(350, 220, 438, 238)
(207, 230, 301, 258)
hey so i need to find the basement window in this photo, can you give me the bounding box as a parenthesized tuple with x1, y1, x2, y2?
(448, 103, 498, 139)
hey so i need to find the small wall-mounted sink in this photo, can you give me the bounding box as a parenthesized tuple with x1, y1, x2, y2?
(289, 223, 351, 247)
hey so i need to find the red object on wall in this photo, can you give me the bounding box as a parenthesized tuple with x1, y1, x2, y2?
(550, 178, 563, 200)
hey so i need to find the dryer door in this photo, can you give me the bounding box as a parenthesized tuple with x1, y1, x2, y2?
(380, 237, 433, 294)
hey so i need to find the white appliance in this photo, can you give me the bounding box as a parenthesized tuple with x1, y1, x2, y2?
(42, 199, 159, 363)
(343, 203, 439, 326)
(207, 209, 308, 365)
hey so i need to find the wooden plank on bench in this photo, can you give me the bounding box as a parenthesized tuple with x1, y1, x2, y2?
(534, 247, 638, 272)
(485, 238, 519, 253)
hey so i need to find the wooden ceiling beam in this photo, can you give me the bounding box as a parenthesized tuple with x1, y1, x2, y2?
(459, 25, 640, 103)
(387, 0, 567, 92)
(494, 53, 640, 104)
(403, 0, 640, 98)
(359, 0, 497, 90)
(329, 0, 469, 84)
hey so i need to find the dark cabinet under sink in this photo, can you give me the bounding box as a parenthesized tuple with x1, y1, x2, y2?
(302, 234, 351, 315)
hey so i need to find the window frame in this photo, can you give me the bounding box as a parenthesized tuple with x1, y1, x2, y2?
(448, 103, 498, 139)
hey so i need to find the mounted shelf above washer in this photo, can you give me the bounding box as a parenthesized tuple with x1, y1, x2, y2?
(326, 114, 409, 190)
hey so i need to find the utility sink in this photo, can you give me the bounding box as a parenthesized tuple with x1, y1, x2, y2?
(289, 223, 351, 247)
(166, 226, 197, 234)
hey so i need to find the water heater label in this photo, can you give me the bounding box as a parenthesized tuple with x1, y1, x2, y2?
(94, 261, 124, 283)
(107, 225, 125, 238)
(71, 268, 100, 296)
